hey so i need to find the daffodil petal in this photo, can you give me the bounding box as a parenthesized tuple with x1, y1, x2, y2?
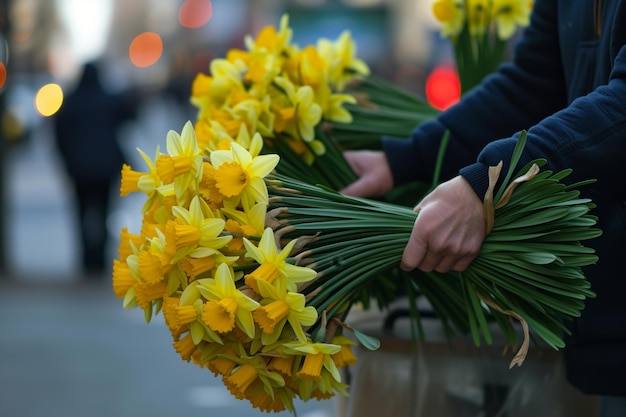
(243, 237, 265, 263)
(248, 154, 280, 178)
(230, 141, 253, 167)
(256, 276, 281, 299)
(281, 263, 317, 282)
(291, 306, 318, 326)
(210, 149, 232, 168)
(236, 310, 257, 338)
(258, 228, 279, 258)
(288, 316, 310, 343)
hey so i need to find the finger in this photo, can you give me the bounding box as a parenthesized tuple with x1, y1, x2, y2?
(342, 151, 362, 174)
(434, 255, 458, 273)
(340, 180, 369, 198)
(451, 254, 477, 272)
(400, 233, 427, 271)
(417, 251, 445, 273)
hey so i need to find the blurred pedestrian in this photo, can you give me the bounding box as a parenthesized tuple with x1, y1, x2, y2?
(53, 62, 137, 280)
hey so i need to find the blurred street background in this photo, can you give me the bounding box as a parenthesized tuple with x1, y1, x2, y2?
(0, 0, 452, 416)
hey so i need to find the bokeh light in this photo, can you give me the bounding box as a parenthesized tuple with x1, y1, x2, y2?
(425, 66, 460, 110)
(178, 0, 213, 28)
(34, 83, 64, 117)
(129, 32, 163, 68)
(0, 62, 6, 89)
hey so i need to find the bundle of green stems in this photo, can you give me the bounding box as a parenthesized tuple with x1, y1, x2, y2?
(264, 133, 601, 366)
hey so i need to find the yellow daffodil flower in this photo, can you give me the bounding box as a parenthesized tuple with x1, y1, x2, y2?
(272, 76, 322, 142)
(120, 147, 164, 213)
(172, 332, 201, 361)
(244, 379, 296, 413)
(296, 45, 327, 89)
(162, 296, 200, 337)
(138, 229, 172, 285)
(207, 108, 244, 139)
(180, 254, 217, 281)
(432, 0, 465, 38)
(283, 341, 342, 382)
(156, 121, 203, 201)
(210, 134, 279, 209)
(190, 72, 212, 99)
(199, 161, 225, 210)
(243, 227, 317, 294)
(117, 227, 143, 261)
(197, 262, 259, 338)
(207, 59, 247, 106)
(253, 277, 318, 345)
(330, 334, 358, 367)
(164, 195, 232, 263)
(296, 368, 349, 401)
(492, 0, 533, 40)
(229, 98, 273, 139)
(112, 257, 138, 299)
(219, 353, 289, 410)
(317, 31, 370, 92)
(206, 345, 239, 377)
(314, 80, 356, 124)
(466, 0, 491, 36)
(220, 201, 267, 252)
(177, 279, 226, 344)
(244, 14, 293, 59)
(267, 354, 297, 378)
(134, 279, 167, 311)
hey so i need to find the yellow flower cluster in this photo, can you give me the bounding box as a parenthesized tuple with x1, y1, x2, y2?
(190, 14, 369, 167)
(432, 0, 533, 40)
(113, 15, 368, 413)
(115, 120, 358, 412)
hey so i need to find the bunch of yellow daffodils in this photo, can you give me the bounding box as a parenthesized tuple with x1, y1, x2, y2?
(114, 13, 599, 411)
(114, 121, 364, 413)
(190, 14, 369, 191)
(432, 0, 534, 93)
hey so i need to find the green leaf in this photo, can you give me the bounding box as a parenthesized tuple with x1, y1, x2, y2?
(350, 328, 381, 351)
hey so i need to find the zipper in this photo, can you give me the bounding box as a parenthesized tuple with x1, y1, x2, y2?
(595, 0, 603, 38)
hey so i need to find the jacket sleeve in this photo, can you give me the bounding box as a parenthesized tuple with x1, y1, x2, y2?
(466, 43, 626, 202)
(383, 0, 566, 195)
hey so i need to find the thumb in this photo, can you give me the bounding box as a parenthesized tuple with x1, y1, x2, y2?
(340, 179, 370, 198)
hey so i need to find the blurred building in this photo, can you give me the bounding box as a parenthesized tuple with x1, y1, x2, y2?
(8, 0, 446, 93)
(0, 0, 448, 278)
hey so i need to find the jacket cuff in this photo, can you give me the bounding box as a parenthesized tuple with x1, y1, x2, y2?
(459, 162, 491, 200)
(381, 137, 421, 186)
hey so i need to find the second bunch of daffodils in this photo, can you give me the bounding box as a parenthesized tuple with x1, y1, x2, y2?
(432, 0, 534, 93)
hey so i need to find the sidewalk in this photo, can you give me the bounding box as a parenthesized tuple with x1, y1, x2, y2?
(0, 278, 337, 417)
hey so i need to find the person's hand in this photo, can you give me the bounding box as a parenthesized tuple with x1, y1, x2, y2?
(340, 150, 394, 198)
(402, 175, 486, 273)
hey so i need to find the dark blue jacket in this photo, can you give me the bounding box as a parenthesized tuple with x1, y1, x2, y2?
(384, 0, 626, 396)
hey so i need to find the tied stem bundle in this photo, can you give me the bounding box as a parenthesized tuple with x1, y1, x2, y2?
(325, 74, 439, 150)
(267, 131, 600, 367)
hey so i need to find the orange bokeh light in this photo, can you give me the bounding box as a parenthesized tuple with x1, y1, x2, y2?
(129, 32, 163, 68)
(179, 0, 213, 29)
(0, 62, 6, 89)
(425, 66, 461, 111)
